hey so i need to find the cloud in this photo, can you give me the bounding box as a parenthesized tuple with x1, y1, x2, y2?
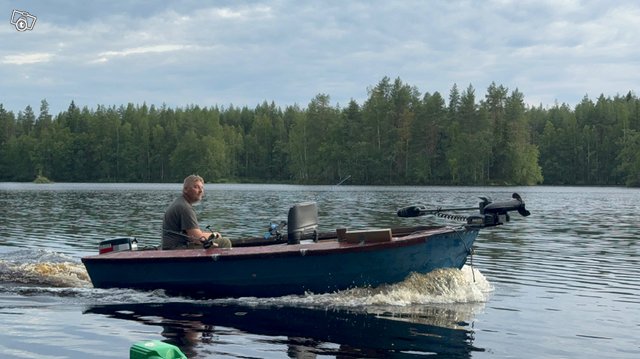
(1, 1, 639, 114)
(92, 44, 195, 63)
(2, 52, 53, 65)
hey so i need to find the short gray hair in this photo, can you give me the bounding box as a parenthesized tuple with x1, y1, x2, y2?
(183, 174, 204, 190)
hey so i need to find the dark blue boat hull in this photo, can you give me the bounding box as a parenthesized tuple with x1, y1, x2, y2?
(82, 226, 478, 298)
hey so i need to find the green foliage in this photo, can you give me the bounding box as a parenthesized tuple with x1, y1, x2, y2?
(33, 174, 51, 183)
(0, 79, 637, 186)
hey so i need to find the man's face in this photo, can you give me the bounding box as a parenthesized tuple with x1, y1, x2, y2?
(184, 180, 204, 203)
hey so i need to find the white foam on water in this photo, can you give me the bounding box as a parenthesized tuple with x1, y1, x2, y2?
(333, 265, 492, 306)
(0, 249, 91, 288)
(359, 265, 493, 306)
(243, 265, 493, 309)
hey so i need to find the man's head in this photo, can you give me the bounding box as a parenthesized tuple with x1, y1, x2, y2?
(182, 174, 205, 203)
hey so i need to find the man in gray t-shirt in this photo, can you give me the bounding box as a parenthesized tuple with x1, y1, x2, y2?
(162, 174, 231, 250)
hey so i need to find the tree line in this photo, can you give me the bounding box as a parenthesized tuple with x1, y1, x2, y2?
(1, 77, 639, 186)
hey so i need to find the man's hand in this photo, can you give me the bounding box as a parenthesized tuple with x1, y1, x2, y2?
(200, 236, 219, 249)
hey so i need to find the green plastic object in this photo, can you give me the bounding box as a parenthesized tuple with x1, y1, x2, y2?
(130, 340, 187, 359)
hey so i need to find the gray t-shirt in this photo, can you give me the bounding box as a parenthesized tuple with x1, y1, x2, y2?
(162, 195, 199, 249)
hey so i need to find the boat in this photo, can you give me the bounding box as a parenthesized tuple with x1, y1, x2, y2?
(81, 193, 530, 298)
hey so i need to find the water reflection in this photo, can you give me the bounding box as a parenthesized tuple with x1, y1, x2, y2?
(85, 302, 484, 358)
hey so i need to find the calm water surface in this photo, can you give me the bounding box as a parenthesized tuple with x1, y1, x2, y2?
(0, 183, 638, 358)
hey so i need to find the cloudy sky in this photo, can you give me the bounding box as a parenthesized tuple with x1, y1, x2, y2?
(1, 0, 639, 115)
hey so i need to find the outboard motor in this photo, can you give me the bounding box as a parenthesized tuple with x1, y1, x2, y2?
(99, 237, 138, 254)
(287, 202, 319, 244)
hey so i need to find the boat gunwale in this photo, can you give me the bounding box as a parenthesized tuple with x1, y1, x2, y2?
(81, 226, 472, 264)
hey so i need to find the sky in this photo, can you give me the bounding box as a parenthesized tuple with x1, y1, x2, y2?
(1, 0, 639, 116)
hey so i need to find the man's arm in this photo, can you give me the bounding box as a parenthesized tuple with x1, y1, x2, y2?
(185, 228, 221, 245)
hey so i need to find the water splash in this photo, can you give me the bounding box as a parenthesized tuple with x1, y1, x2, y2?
(0, 249, 91, 288)
(223, 266, 492, 329)
(358, 266, 492, 305)
(242, 265, 493, 309)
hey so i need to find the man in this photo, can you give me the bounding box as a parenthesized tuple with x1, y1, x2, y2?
(162, 174, 232, 250)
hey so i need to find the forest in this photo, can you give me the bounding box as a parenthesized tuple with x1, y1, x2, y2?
(1, 77, 639, 186)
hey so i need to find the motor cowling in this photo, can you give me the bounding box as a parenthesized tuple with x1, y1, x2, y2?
(287, 202, 319, 244)
(99, 237, 138, 254)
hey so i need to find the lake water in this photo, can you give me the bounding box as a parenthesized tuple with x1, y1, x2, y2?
(0, 183, 638, 358)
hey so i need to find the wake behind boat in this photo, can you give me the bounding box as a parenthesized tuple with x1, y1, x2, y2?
(81, 194, 530, 298)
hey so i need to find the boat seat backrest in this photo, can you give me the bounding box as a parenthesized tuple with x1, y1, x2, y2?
(287, 202, 318, 244)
